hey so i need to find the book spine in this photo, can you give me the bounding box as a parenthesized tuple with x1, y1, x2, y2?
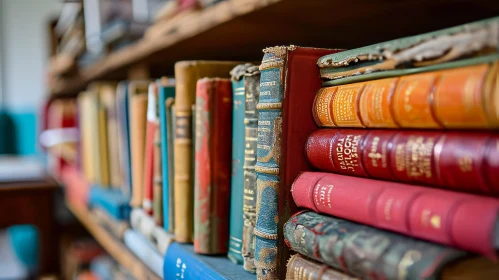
(284, 211, 466, 280)
(167, 100, 176, 233)
(129, 94, 148, 208)
(143, 83, 159, 215)
(286, 254, 357, 280)
(255, 50, 286, 279)
(116, 82, 132, 197)
(102, 88, 122, 189)
(292, 172, 499, 258)
(242, 66, 260, 273)
(306, 129, 498, 194)
(194, 79, 232, 254)
(153, 129, 163, 226)
(97, 103, 110, 186)
(313, 63, 498, 129)
(227, 66, 247, 264)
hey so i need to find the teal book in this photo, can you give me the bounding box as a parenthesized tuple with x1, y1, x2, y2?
(228, 64, 253, 264)
(158, 78, 176, 232)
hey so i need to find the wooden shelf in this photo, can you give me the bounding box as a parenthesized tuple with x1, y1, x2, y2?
(49, 0, 499, 96)
(66, 200, 161, 280)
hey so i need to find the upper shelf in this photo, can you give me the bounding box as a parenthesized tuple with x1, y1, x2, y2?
(49, 0, 499, 96)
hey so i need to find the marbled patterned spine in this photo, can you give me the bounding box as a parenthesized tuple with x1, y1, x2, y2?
(284, 211, 467, 280)
(242, 65, 260, 273)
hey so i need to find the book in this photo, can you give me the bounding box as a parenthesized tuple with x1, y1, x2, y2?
(228, 63, 253, 263)
(130, 208, 174, 255)
(143, 83, 160, 215)
(284, 211, 499, 280)
(88, 186, 131, 220)
(286, 254, 357, 280)
(317, 17, 498, 83)
(242, 65, 260, 273)
(116, 82, 133, 197)
(292, 172, 499, 258)
(306, 129, 499, 195)
(163, 243, 255, 280)
(255, 46, 341, 278)
(77, 92, 97, 184)
(173, 60, 241, 243)
(194, 78, 232, 254)
(153, 123, 163, 226)
(313, 60, 499, 129)
(167, 100, 177, 232)
(128, 81, 149, 208)
(91, 207, 129, 240)
(123, 229, 163, 278)
(158, 78, 176, 232)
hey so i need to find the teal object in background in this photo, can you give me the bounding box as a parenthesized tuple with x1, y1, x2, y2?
(7, 224, 40, 272)
(0, 109, 37, 155)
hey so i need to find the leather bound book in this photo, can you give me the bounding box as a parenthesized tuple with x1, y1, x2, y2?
(285, 211, 499, 280)
(317, 17, 498, 84)
(193, 78, 232, 254)
(313, 60, 499, 129)
(255, 46, 342, 279)
(128, 81, 149, 208)
(242, 65, 260, 273)
(286, 254, 357, 280)
(292, 172, 499, 258)
(306, 129, 499, 195)
(143, 83, 160, 215)
(174, 61, 240, 243)
(228, 63, 253, 263)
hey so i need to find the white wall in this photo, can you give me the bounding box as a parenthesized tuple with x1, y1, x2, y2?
(0, 0, 61, 110)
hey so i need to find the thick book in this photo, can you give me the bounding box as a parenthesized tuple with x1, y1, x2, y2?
(163, 243, 255, 280)
(143, 83, 160, 215)
(88, 186, 131, 220)
(317, 17, 498, 84)
(306, 129, 499, 195)
(285, 211, 499, 280)
(128, 81, 149, 208)
(123, 229, 163, 278)
(286, 254, 357, 280)
(173, 60, 241, 243)
(292, 172, 499, 258)
(255, 46, 342, 278)
(116, 81, 133, 197)
(130, 208, 174, 255)
(228, 63, 253, 263)
(242, 65, 260, 273)
(194, 78, 232, 254)
(158, 78, 176, 232)
(313, 60, 499, 129)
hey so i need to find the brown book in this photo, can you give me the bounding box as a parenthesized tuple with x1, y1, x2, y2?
(286, 254, 357, 280)
(174, 61, 241, 243)
(128, 81, 149, 207)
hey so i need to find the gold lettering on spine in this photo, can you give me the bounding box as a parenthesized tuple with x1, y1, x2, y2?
(421, 209, 441, 229)
(368, 136, 381, 167)
(314, 184, 334, 209)
(314, 88, 335, 126)
(395, 136, 435, 180)
(333, 85, 363, 126)
(335, 134, 361, 171)
(458, 156, 473, 172)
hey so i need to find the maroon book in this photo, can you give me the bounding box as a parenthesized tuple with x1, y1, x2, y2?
(306, 129, 499, 195)
(292, 171, 499, 258)
(193, 78, 232, 254)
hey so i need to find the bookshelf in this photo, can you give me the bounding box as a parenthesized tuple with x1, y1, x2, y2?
(65, 200, 161, 280)
(49, 0, 499, 96)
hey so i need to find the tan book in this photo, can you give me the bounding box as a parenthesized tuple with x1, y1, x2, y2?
(173, 61, 241, 243)
(128, 81, 149, 207)
(77, 92, 96, 183)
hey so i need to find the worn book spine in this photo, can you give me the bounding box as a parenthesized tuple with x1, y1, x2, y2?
(153, 129, 163, 226)
(306, 129, 499, 195)
(228, 64, 252, 263)
(292, 172, 499, 258)
(129, 92, 148, 208)
(286, 254, 357, 280)
(194, 78, 232, 254)
(242, 65, 260, 273)
(284, 211, 466, 280)
(313, 62, 499, 129)
(143, 83, 159, 215)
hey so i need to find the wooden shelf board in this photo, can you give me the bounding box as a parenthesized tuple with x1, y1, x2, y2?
(66, 200, 161, 280)
(50, 0, 499, 96)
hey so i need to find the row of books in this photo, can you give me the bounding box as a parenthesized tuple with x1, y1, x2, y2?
(46, 16, 499, 280)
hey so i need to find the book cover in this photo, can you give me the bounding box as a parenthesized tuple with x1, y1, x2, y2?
(292, 172, 499, 258)
(194, 78, 232, 254)
(306, 129, 499, 195)
(173, 60, 240, 243)
(228, 63, 253, 263)
(255, 46, 342, 278)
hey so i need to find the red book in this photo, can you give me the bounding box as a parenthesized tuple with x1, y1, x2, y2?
(306, 129, 499, 195)
(292, 171, 499, 258)
(143, 83, 160, 215)
(194, 78, 232, 254)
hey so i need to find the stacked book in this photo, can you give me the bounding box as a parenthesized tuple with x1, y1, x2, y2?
(252, 17, 499, 279)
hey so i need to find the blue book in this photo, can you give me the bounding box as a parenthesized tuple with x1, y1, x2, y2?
(123, 229, 163, 278)
(158, 78, 176, 232)
(116, 81, 132, 198)
(88, 186, 131, 220)
(164, 243, 254, 280)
